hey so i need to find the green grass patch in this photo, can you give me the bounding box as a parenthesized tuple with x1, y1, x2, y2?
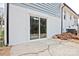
(0, 31, 4, 38)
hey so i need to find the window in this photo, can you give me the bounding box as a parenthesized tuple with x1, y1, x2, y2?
(30, 16, 47, 40)
(70, 15, 72, 20)
(64, 11, 66, 20)
(74, 19, 78, 26)
(74, 16, 78, 26)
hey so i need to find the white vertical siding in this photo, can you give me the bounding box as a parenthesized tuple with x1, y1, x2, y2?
(47, 16, 61, 38)
(8, 3, 78, 45)
(12, 3, 61, 17)
(9, 3, 61, 45)
(9, 4, 30, 45)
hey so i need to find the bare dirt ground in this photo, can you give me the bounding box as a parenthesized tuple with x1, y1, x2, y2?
(0, 46, 11, 56)
(68, 39, 79, 44)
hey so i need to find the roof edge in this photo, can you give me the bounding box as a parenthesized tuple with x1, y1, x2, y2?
(63, 3, 78, 17)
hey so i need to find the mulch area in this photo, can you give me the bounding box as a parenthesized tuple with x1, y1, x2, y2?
(53, 32, 79, 40)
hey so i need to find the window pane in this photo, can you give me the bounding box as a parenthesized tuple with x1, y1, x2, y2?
(30, 16, 39, 40)
(70, 15, 72, 20)
(40, 18, 47, 38)
(64, 11, 66, 20)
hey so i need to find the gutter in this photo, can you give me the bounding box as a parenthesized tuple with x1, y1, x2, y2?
(6, 3, 9, 46)
(61, 3, 65, 33)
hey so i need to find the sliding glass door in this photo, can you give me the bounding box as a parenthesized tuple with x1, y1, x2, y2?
(30, 16, 47, 40)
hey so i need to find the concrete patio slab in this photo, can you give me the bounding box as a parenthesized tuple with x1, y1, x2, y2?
(10, 39, 79, 56)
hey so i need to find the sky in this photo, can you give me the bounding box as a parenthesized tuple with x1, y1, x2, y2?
(66, 1, 79, 14)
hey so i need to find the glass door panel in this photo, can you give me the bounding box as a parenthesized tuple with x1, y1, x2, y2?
(40, 18, 47, 38)
(30, 16, 39, 40)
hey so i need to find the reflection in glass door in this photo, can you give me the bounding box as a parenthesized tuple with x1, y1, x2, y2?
(40, 18, 47, 38)
(30, 16, 39, 40)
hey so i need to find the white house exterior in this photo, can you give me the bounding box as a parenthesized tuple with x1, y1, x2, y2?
(62, 4, 79, 32)
(3, 3, 79, 46)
